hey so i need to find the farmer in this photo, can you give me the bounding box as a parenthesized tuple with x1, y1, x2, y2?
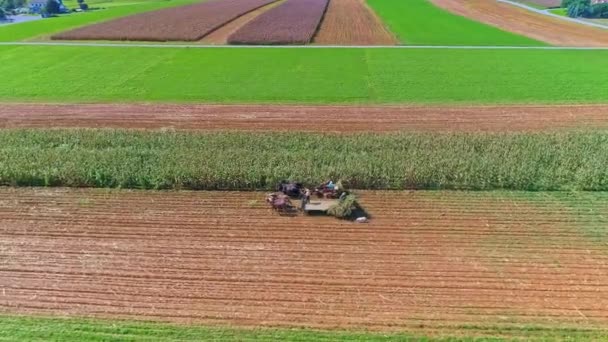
(325, 180, 335, 190)
(301, 188, 311, 210)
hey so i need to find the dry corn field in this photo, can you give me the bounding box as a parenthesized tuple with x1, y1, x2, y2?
(1, 188, 608, 330)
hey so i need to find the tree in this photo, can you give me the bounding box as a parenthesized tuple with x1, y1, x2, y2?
(0, 8, 7, 20)
(592, 3, 608, 18)
(565, 0, 592, 17)
(76, 0, 83, 4)
(0, 0, 25, 12)
(43, 0, 60, 14)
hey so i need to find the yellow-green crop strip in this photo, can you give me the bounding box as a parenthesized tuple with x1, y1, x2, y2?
(1, 129, 607, 191)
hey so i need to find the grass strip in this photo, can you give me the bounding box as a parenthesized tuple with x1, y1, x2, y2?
(1, 129, 607, 191)
(0, 314, 607, 341)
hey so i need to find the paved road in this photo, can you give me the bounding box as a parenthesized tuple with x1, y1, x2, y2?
(0, 15, 43, 26)
(1, 41, 608, 49)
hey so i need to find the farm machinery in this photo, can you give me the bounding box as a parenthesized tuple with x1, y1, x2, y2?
(266, 180, 363, 220)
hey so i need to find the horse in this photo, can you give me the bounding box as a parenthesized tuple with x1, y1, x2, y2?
(266, 193, 292, 212)
(276, 181, 304, 198)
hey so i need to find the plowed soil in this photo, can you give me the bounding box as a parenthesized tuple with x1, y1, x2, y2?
(52, 0, 277, 42)
(228, 0, 329, 45)
(314, 0, 398, 45)
(1, 188, 608, 330)
(430, 0, 608, 47)
(201, 1, 284, 44)
(1, 103, 608, 132)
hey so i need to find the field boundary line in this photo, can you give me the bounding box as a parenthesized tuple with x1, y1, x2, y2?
(498, 0, 608, 30)
(1, 41, 608, 49)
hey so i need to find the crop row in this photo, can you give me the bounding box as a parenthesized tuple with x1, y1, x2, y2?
(0, 129, 607, 191)
(52, 0, 277, 41)
(228, 0, 329, 44)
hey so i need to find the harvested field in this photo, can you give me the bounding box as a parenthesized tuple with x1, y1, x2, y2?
(1, 188, 608, 330)
(52, 0, 277, 42)
(228, 0, 329, 45)
(430, 0, 608, 47)
(200, 1, 283, 44)
(1, 103, 608, 132)
(314, 0, 397, 45)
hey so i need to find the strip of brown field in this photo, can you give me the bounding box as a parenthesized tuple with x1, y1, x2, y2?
(1, 188, 607, 329)
(228, 0, 329, 45)
(314, 0, 398, 45)
(430, 0, 608, 47)
(1, 103, 608, 132)
(52, 0, 277, 42)
(201, 1, 284, 44)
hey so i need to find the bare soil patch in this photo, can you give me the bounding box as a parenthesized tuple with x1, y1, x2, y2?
(1, 188, 608, 329)
(1, 103, 608, 132)
(314, 0, 398, 45)
(52, 0, 277, 42)
(430, 0, 608, 47)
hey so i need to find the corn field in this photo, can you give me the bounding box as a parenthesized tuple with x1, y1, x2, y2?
(0, 129, 606, 191)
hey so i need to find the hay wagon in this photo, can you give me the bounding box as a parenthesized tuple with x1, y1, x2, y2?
(301, 198, 339, 214)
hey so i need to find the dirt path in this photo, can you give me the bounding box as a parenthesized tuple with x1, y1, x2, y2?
(314, 0, 398, 45)
(1, 188, 607, 330)
(1, 103, 607, 132)
(201, 1, 283, 44)
(430, 0, 608, 47)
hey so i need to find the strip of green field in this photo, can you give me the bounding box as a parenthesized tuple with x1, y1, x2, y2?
(1, 129, 607, 191)
(0, 0, 200, 42)
(1, 315, 607, 341)
(0, 46, 608, 104)
(367, 0, 543, 46)
(549, 8, 567, 16)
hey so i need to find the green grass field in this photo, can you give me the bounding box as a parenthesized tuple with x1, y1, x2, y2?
(0, 45, 607, 104)
(0, 0, 199, 42)
(1, 129, 607, 191)
(511, 0, 555, 10)
(1, 315, 607, 341)
(62, 0, 151, 9)
(367, 0, 543, 46)
(549, 8, 567, 16)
